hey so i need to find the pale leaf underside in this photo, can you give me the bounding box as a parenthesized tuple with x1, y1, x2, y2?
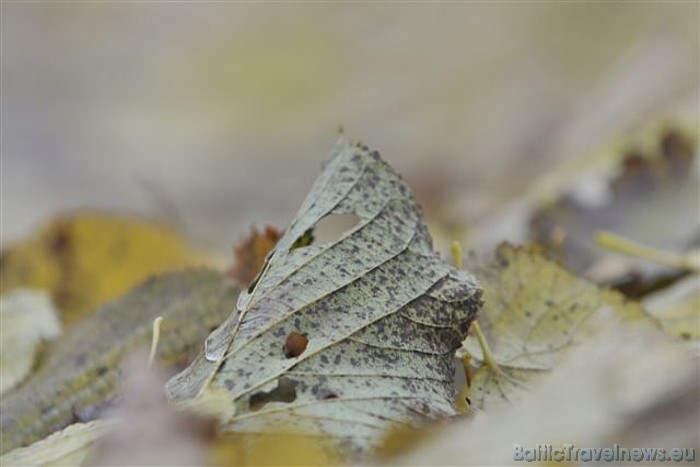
(166, 137, 482, 455)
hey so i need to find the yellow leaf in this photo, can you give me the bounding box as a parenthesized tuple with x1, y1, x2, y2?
(0, 212, 212, 326)
(374, 425, 434, 462)
(460, 243, 660, 410)
(224, 431, 339, 467)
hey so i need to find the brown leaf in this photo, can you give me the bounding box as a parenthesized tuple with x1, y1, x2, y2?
(227, 226, 282, 287)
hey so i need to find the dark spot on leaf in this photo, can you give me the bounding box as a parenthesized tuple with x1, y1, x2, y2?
(283, 332, 308, 358)
(96, 366, 108, 377)
(48, 226, 70, 255)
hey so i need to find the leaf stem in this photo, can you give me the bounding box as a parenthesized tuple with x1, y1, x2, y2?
(471, 321, 501, 375)
(595, 231, 698, 271)
(149, 316, 163, 368)
(450, 241, 463, 270)
(450, 240, 501, 375)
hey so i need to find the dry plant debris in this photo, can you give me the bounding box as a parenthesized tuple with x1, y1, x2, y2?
(0, 269, 238, 454)
(166, 137, 482, 458)
(1, 129, 697, 466)
(227, 226, 282, 287)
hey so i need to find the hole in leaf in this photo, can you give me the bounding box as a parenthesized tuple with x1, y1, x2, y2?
(289, 213, 360, 252)
(290, 228, 315, 251)
(246, 277, 258, 294)
(283, 332, 308, 358)
(312, 213, 360, 244)
(246, 250, 275, 293)
(322, 392, 338, 400)
(249, 378, 297, 411)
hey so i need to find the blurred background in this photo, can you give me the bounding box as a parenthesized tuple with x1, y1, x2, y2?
(2, 2, 698, 253)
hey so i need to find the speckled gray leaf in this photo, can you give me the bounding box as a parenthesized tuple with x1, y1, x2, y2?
(165, 137, 482, 456)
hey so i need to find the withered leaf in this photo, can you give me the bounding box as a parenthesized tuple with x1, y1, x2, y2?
(0, 269, 238, 454)
(0, 420, 110, 467)
(392, 325, 698, 466)
(531, 128, 698, 295)
(461, 243, 659, 411)
(165, 137, 482, 457)
(227, 225, 282, 287)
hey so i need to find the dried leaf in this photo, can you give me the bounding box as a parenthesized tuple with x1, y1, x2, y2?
(461, 243, 659, 411)
(227, 226, 282, 287)
(0, 420, 111, 467)
(166, 137, 482, 457)
(531, 128, 698, 294)
(389, 325, 699, 466)
(212, 431, 339, 467)
(0, 212, 212, 326)
(0, 269, 238, 454)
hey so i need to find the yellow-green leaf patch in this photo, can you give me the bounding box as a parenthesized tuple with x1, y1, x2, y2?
(461, 243, 659, 411)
